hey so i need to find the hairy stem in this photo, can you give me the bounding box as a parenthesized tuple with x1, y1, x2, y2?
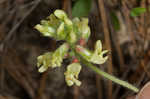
(75, 53, 139, 93)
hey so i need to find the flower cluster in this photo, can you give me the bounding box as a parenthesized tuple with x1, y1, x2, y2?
(37, 43, 69, 72)
(35, 9, 108, 86)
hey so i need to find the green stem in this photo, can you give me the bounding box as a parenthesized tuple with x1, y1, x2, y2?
(76, 53, 139, 93)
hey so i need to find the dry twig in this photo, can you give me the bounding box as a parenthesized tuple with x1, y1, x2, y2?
(98, 0, 113, 98)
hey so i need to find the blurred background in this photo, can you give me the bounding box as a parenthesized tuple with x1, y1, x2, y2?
(0, 0, 150, 99)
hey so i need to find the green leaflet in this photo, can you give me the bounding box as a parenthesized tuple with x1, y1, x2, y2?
(72, 0, 92, 17)
(130, 7, 146, 17)
(110, 12, 120, 31)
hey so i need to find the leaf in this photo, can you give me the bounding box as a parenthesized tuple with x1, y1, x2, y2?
(110, 12, 120, 31)
(72, 0, 92, 17)
(130, 7, 146, 17)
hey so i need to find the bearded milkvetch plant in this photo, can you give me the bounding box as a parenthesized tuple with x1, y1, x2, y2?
(35, 9, 139, 92)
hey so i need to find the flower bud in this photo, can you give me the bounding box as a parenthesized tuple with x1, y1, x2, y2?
(37, 52, 52, 73)
(64, 18, 73, 26)
(37, 43, 69, 72)
(54, 9, 67, 20)
(51, 43, 69, 67)
(35, 24, 55, 37)
(80, 18, 90, 41)
(38, 66, 48, 73)
(64, 63, 82, 86)
(90, 40, 108, 64)
(66, 30, 77, 44)
(72, 17, 80, 24)
(72, 18, 90, 42)
(57, 22, 67, 40)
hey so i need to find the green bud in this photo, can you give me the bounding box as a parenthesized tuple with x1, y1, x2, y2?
(37, 52, 52, 73)
(90, 40, 108, 64)
(41, 20, 49, 26)
(66, 75, 74, 86)
(64, 63, 82, 86)
(37, 43, 69, 72)
(80, 18, 90, 41)
(54, 9, 67, 20)
(54, 9, 73, 26)
(57, 22, 66, 40)
(72, 17, 80, 24)
(51, 43, 69, 67)
(35, 24, 56, 37)
(73, 18, 90, 42)
(38, 66, 48, 73)
(48, 14, 60, 28)
(95, 40, 102, 53)
(67, 31, 77, 44)
(64, 18, 73, 26)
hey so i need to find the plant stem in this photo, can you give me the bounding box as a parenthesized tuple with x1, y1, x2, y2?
(76, 53, 139, 93)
